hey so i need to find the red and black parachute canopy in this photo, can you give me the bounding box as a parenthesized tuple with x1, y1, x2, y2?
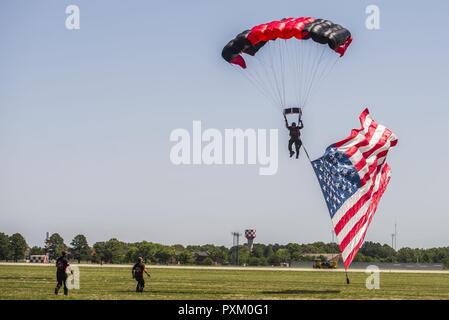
(222, 17, 352, 68)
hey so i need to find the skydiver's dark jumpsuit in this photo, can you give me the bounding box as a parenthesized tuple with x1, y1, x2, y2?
(132, 262, 146, 292)
(286, 120, 304, 158)
(55, 256, 69, 295)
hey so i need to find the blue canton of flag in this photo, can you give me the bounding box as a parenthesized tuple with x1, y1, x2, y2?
(311, 146, 361, 219)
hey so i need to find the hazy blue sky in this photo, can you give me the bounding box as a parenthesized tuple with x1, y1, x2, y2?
(1, 0, 448, 248)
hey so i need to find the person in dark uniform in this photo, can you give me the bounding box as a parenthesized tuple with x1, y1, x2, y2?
(285, 115, 304, 158)
(132, 257, 150, 293)
(54, 251, 70, 296)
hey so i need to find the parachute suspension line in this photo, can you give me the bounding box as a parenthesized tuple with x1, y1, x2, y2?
(276, 41, 286, 108)
(279, 40, 287, 108)
(298, 41, 312, 110)
(301, 40, 310, 108)
(280, 39, 297, 109)
(316, 54, 339, 88)
(238, 65, 280, 110)
(247, 55, 278, 103)
(294, 40, 301, 108)
(303, 49, 339, 108)
(236, 37, 343, 117)
(290, 39, 303, 109)
(302, 43, 326, 110)
(269, 41, 286, 108)
(298, 41, 307, 108)
(243, 66, 278, 106)
(253, 45, 284, 108)
(303, 45, 326, 107)
(244, 74, 277, 107)
(302, 41, 316, 108)
(263, 52, 286, 107)
(294, 40, 302, 108)
(237, 47, 286, 110)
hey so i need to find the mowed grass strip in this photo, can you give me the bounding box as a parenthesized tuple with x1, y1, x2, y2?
(0, 265, 448, 300)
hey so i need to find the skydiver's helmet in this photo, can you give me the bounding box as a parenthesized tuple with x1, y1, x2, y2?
(138, 257, 143, 263)
(61, 251, 67, 256)
(291, 122, 297, 127)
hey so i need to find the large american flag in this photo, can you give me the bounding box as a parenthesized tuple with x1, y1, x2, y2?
(312, 109, 398, 269)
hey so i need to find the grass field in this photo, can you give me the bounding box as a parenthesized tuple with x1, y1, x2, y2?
(1, 265, 449, 300)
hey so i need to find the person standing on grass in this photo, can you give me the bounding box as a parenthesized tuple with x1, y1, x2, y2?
(54, 251, 71, 296)
(132, 257, 150, 292)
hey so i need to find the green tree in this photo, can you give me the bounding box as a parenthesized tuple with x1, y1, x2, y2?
(45, 233, 67, 260)
(103, 238, 126, 264)
(9, 233, 28, 262)
(264, 245, 275, 260)
(443, 258, 449, 270)
(206, 245, 229, 264)
(359, 242, 396, 261)
(276, 248, 291, 263)
(238, 246, 250, 265)
(92, 242, 107, 264)
(155, 246, 175, 264)
(125, 245, 139, 263)
(70, 234, 91, 263)
(397, 247, 417, 263)
(137, 241, 158, 263)
(248, 256, 261, 266)
(0, 233, 11, 261)
(251, 244, 265, 259)
(178, 250, 194, 264)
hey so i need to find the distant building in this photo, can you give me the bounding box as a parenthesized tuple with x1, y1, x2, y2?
(194, 251, 209, 264)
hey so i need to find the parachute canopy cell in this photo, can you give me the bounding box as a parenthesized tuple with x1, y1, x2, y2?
(222, 17, 352, 69)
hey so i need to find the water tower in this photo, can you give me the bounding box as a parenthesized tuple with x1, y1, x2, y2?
(245, 229, 256, 251)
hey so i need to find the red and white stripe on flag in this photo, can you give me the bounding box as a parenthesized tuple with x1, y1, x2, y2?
(315, 108, 398, 269)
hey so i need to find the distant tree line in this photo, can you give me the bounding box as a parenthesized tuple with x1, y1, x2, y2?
(1, 231, 449, 269)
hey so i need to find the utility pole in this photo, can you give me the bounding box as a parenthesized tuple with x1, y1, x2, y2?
(231, 232, 241, 266)
(394, 222, 398, 250)
(390, 222, 398, 251)
(391, 233, 395, 250)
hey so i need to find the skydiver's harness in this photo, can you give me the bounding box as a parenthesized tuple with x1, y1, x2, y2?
(283, 108, 310, 160)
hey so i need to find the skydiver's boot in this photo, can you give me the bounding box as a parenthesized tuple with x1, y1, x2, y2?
(64, 288, 68, 296)
(55, 284, 61, 295)
(290, 151, 295, 158)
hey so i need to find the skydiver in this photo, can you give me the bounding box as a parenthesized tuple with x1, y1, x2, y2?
(132, 257, 150, 293)
(284, 114, 304, 159)
(54, 251, 71, 296)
